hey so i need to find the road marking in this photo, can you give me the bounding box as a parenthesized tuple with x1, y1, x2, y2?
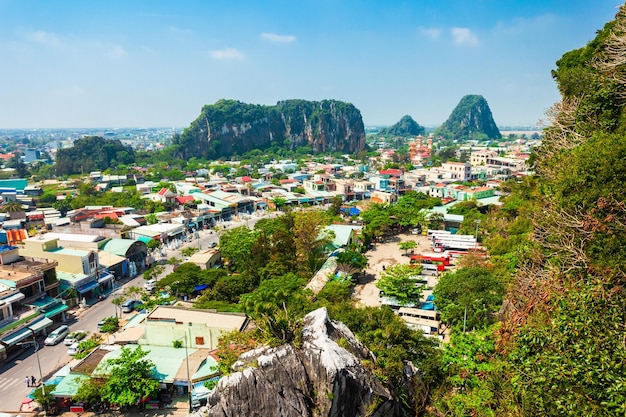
(0, 376, 23, 391)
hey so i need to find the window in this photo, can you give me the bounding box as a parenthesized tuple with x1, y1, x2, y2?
(195, 336, 205, 345)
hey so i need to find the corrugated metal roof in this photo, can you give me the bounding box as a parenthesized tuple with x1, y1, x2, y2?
(94, 344, 195, 383)
(101, 238, 143, 256)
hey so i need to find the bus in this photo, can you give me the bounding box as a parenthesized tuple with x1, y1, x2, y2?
(410, 254, 451, 266)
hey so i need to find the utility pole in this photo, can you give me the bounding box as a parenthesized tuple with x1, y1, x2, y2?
(28, 329, 46, 410)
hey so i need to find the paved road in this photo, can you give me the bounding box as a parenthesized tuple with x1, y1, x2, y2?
(0, 210, 277, 411)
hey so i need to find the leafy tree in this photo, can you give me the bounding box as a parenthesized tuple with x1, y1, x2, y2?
(219, 226, 258, 271)
(434, 329, 515, 416)
(433, 267, 504, 331)
(143, 265, 164, 282)
(240, 273, 312, 343)
(270, 195, 288, 211)
(156, 263, 214, 296)
(32, 383, 58, 410)
(391, 191, 439, 230)
(427, 212, 445, 230)
(99, 346, 160, 407)
(99, 316, 119, 333)
(376, 264, 424, 306)
(8, 155, 29, 177)
(335, 249, 368, 279)
(361, 202, 394, 240)
(145, 213, 159, 225)
(293, 211, 332, 274)
(399, 240, 417, 256)
(327, 195, 343, 216)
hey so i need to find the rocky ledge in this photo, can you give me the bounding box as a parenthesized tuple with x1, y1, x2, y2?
(202, 307, 403, 417)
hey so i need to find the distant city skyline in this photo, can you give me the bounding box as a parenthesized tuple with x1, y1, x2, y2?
(0, 0, 620, 129)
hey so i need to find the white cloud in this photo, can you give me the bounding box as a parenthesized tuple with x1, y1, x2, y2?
(108, 45, 128, 59)
(451, 27, 479, 47)
(261, 32, 296, 43)
(26, 30, 61, 47)
(209, 47, 245, 60)
(418, 27, 441, 41)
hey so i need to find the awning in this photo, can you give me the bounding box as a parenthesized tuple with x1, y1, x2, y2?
(137, 236, 153, 244)
(76, 281, 99, 294)
(29, 316, 53, 332)
(97, 272, 114, 283)
(193, 284, 208, 292)
(1, 327, 32, 346)
(0, 291, 25, 305)
(43, 303, 69, 318)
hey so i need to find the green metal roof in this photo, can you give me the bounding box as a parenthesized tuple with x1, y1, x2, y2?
(193, 356, 219, 380)
(50, 373, 88, 398)
(102, 238, 145, 256)
(43, 303, 69, 318)
(0, 178, 28, 192)
(56, 271, 88, 284)
(136, 236, 153, 244)
(94, 344, 196, 383)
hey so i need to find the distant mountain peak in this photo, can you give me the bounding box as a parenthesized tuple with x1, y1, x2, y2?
(379, 115, 425, 137)
(437, 95, 501, 140)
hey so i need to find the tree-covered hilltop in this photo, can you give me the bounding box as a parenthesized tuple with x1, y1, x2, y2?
(436, 95, 501, 141)
(378, 115, 425, 137)
(55, 136, 135, 176)
(429, 6, 626, 416)
(172, 99, 366, 160)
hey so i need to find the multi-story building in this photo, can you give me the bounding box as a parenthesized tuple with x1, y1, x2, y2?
(441, 162, 472, 181)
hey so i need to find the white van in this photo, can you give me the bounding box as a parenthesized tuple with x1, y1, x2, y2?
(44, 325, 70, 346)
(144, 279, 157, 292)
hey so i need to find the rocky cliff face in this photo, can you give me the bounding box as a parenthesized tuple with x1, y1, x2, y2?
(201, 307, 404, 417)
(175, 99, 366, 159)
(437, 95, 501, 140)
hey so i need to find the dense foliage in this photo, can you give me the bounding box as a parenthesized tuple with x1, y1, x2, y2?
(173, 98, 365, 159)
(430, 6, 626, 416)
(55, 136, 135, 176)
(435, 95, 501, 141)
(378, 115, 425, 137)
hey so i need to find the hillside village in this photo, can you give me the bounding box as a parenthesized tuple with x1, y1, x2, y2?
(0, 134, 535, 412)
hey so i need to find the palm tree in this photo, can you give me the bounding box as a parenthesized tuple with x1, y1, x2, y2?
(2, 200, 25, 219)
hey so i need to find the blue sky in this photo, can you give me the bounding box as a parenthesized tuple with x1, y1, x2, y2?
(0, 0, 620, 129)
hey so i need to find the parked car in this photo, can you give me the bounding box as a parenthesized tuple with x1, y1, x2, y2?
(207, 242, 217, 248)
(67, 342, 83, 356)
(144, 279, 157, 293)
(44, 325, 70, 346)
(64, 330, 87, 346)
(121, 299, 140, 313)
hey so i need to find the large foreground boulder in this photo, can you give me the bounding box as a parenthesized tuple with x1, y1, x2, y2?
(203, 307, 404, 417)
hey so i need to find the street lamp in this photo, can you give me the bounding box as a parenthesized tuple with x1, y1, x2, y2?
(177, 333, 193, 412)
(27, 328, 46, 409)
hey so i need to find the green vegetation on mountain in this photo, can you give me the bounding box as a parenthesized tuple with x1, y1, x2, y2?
(55, 136, 135, 176)
(173, 99, 365, 160)
(436, 95, 501, 141)
(379, 115, 425, 137)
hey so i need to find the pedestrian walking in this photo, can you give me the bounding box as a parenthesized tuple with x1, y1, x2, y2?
(25, 376, 30, 387)
(31, 376, 36, 387)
